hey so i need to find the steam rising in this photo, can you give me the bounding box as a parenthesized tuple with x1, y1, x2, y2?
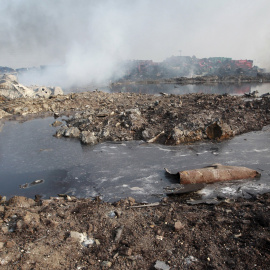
(1, 0, 270, 87)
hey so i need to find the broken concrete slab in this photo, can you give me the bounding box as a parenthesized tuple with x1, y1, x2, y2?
(165, 164, 260, 184)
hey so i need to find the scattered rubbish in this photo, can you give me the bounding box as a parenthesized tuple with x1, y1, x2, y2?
(165, 164, 260, 184)
(108, 211, 116, 218)
(69, 231, 94, 247)
(154, 260, 170, 270)
(114, 225, 124, 242)
(130, 202, 160, 208)
(19, 179, 44, 189)
(186, 199, 219, 205)
(147, 131, 165, 143)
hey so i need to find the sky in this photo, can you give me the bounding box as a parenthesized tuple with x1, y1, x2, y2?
(0, 0, 269, 86)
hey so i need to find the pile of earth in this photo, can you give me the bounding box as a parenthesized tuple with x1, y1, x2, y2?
(0, 74, 63, 99)
(0, 91, 270, 146)
(0, 193, 269, 269)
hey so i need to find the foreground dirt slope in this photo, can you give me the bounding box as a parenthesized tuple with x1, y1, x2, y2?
(0, 194, 269, 269)
(1, 92, 270, 145)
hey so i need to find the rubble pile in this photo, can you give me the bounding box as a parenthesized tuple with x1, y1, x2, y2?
(1, 91, 270, 145)
(0, 74, 63, 99)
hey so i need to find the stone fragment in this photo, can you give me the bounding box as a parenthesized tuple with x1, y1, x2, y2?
(8, 196, 35, 208)
(55, 125, 68, 137)
(154, 260, 170, 270)
(22, 211, 40, 227)
(64, 127, 80, 138)
(69, 231, 85, 242)
(51, 120, 62, 127)
(0, 109, 11, 119)
(35, 87, 52, 98)
(80, 131, 98, 145)
(119, 246, 132, 256)
(101, 261, 112, 268)
(184, 256, 198, 265)
(174, 221, 184, 231)
(52, 86, 63, 96)
(5, 241, 15, 248)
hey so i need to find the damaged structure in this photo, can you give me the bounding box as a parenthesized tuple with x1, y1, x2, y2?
(119, 55, 264, 81)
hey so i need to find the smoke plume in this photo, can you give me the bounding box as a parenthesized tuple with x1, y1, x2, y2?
(1, 0, 270, 87)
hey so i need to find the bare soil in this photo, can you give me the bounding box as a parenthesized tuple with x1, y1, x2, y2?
(0, 193, 269, 269)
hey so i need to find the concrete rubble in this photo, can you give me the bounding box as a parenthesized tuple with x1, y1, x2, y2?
(0, 90, 270, 146)
(0, 73, 63, 99)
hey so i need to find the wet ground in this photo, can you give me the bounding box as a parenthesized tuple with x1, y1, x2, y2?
(0, 117, 270, 202)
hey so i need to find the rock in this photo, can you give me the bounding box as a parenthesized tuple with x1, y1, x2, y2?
(166, 126, 202, 144)
(119, 246, 132, 256)
(127, 197, 136, 205)
(101, 261, 112, 268)
(70, 231, 85, 242)
(142, 129, 150, 140)
(52, 86, 63, 96)
(1, 225, 9, 233)
(64, 127, 80, 138)
(35, 87, 52, 98)
(55, 125, 68, 137)
(125, 108, 141, 116)
(174, 221, 184, 231)
(51, 120, 62, 127)
(0, 206, 4, 212)
(184, 256, 198, 265)
(5, 241, 15, 248)
(8, 196, 35, 208)
(69, 231, 94, 246)
(0, 109, 11, 119)
(22, 211, 40, 227)
(80, 131, 98, 145)
(0, 242, 4, 249)
(1, 74, 18, 84)
(154, 260, 170, 270)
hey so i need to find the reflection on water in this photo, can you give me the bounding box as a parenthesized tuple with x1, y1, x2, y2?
(0, 118, 270, 202)
(105, 82, 270, 96)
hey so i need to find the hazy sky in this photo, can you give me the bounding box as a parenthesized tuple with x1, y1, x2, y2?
(0, 0, 269, 85)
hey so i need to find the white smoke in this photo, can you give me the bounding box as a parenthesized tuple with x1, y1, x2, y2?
(0, 0, 270, 88)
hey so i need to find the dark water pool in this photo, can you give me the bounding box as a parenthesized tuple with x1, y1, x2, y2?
(0, 117, 270, 202)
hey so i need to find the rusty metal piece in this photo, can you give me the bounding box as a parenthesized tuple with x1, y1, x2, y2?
(166, 164, 260, 184)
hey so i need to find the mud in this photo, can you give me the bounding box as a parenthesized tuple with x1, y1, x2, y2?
(0, 194, 269, 269)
